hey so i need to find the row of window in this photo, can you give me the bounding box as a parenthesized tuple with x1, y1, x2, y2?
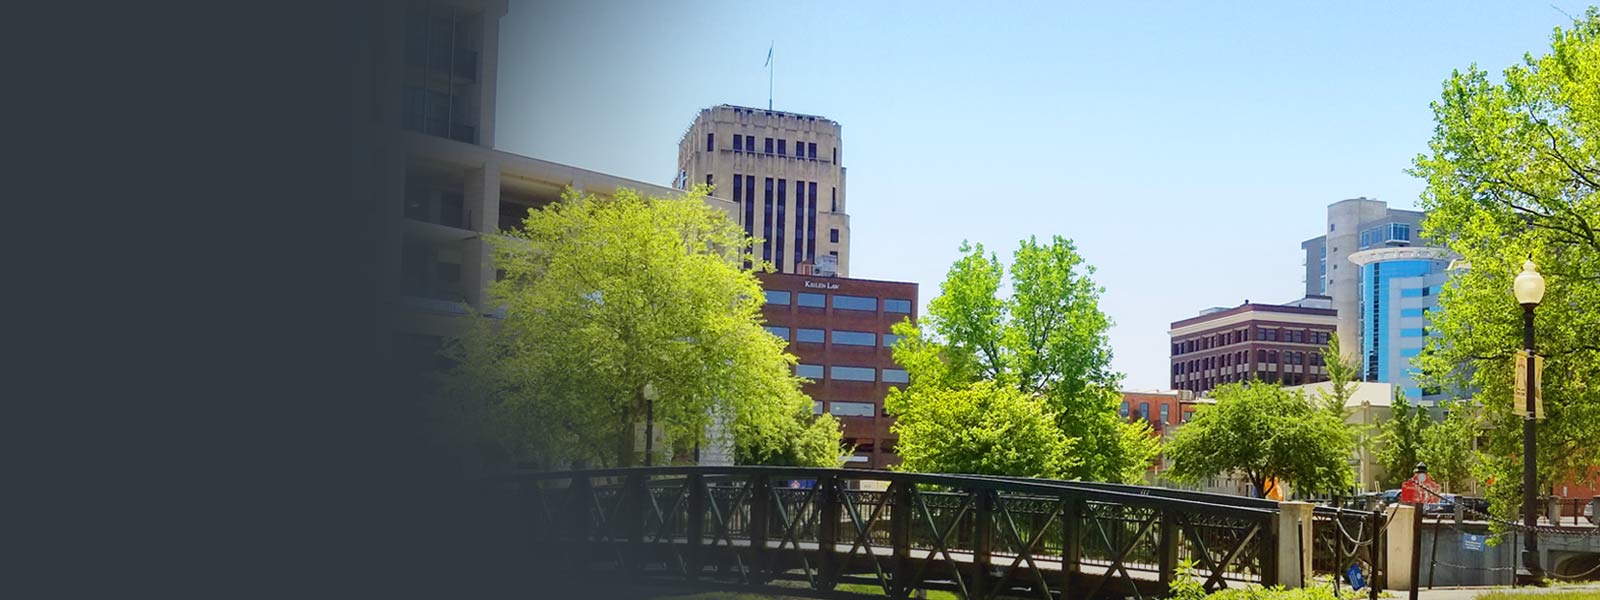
(795, 364, 909, 384)
(1118, 402, 1182, 425)
(1359, 223, 1412, 249)
(1173, 349, 1324, 374)
(1176, 370, 1322, 391)
(764, 326, 904, 348)
(813, 400, 877, 417)
(734, 174, 832, 270)
(764, 290, 913, 313)
(1172, 327, 1330, 355)
(712, 132, 831, 162)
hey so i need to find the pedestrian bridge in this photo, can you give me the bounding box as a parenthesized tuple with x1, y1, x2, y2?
(517, 466, 1387, 599)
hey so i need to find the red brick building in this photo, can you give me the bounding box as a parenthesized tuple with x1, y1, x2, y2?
(1168, 299, 1339, 395)
(1120, 389, 1196, 476)
(758, 272, 918, 470)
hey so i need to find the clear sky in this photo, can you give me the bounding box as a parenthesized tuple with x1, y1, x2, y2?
(494, 0, 1585, 389)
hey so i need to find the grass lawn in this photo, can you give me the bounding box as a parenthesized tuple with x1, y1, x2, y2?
(1477, 591, 1600, 600)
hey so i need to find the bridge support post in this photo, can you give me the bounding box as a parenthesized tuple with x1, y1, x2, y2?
(624, 473, 646, 580)
(817, 472, 841, 591)
(890, 480, 912, 599)
(686, 473, 705, 580)
(1158, 506, 1179, 591)
(1062, 496, 1082, 596)
(749, 472, 770, 584)
(974, 488, 995, 597)
(1276, 501, 1314, 588)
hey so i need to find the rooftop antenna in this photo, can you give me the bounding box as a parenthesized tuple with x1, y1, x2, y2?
(764, 42, 774, 110)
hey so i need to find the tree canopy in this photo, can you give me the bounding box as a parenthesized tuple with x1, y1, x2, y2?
(1375, 391, 1428, 490)
(437, 186, 842, 469)
(885, 381, 1080, 478)
(887, 237, 1158, 482)
(1411, 9, 1600, 518)
(1165, 382, 1355, 498)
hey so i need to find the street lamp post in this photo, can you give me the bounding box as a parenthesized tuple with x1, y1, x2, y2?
(1513, 259, 1545, 584)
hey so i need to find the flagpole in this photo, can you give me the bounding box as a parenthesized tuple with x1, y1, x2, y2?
(768, 44, 774, 110)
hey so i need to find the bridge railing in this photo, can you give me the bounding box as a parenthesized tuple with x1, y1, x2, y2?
(517, 466, 1353, 599)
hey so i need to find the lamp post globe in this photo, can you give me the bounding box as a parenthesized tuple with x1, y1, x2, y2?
(1515, 260, 1545, 306)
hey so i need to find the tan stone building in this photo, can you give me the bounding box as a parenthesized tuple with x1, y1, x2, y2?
(674, 105, 851, 277)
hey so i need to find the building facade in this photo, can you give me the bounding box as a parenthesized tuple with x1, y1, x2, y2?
(1299, 198, 1451, 403)
(1169, 300, 1340, 395)
(1120, 389, 1194, 479)
(1348, 247, 1450, 403)
(758, 272, 917, 470)
(1299, 197, 1427, 361)
(368, 1, 740, 368)
(676, 105, 851, 276)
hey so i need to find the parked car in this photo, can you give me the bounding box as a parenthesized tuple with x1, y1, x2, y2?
(1424, 493, 1458, 515)
(1456, 496, 1490, 517)
(1381, 489, 1401, 505)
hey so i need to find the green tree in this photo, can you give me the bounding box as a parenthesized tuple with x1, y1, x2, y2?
(1420, 400, 1479, 493)
(1315, 334, 1359, 417)
(1375, 391, 1428, 490)
(888, 237, 1158, 482)
(1410, 9, 1600, 521)
(885, 381, 1080, 478)
(438, 186, 843, 469)
(1166, 382, 1356, 498)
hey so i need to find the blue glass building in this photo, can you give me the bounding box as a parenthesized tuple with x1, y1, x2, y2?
(1349, 246, 1450, 404)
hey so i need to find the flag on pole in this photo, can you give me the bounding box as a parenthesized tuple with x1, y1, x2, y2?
(765, 43, 773, 67)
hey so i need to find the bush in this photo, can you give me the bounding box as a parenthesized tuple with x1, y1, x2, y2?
(1170, 560, 1371, 600)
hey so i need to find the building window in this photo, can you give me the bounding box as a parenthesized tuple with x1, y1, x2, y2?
(883, 333, 904, 347)
(883, 369, 909, 384)
(796, 328, 825, 343)
(778, 139, 787, 156)
(745, 135, 755, 151)
(830, 228, 840, 243)
(813, 400, 823, 415)
(798, 292, 826, 308)
(764, 290, 791, 305)
(1139, 402, 1150, 420)
(834, 295, 877, 311)
(1119, 402, 1129, 417)
(1182, 410, 1194, 422)
(765, 137, 774, 154)
(829, 401, 875, 417)
(831, 188, 837, 212)
(833, 146, 838, 163)
(831, 366, 876, 382)
(706, 133, 714, 152)
(706, 174, 713, 188)
(796, 364, 824, 379)
(1160, 404, 1170, 424)
(808, 142, 817, 159)
(763, 178, 774, 261)
(744, 176, 756, 240)
(884, 299, 913, 313)
(776, 179, 787, 270)
(806, 182, 818, 262)
(764, 326, 790, 340)
(734, 135, 743, 151)
(832, 330, 876, 346)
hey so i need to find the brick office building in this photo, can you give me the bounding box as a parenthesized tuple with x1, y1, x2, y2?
(758, 272, 917, 470)
(1169, 298, 1339, 396)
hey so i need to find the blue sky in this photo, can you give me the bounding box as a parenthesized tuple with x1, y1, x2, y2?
(495, 0, 1584, 389)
